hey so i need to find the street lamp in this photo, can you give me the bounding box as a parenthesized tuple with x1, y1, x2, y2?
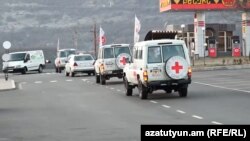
(202, 27, 206, 66)
(181, 24, 185, 40)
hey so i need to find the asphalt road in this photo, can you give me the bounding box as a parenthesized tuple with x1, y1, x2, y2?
(0, 69, 250, 141)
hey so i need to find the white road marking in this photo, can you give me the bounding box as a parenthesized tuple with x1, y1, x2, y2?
(81, 79, 88, 81)
(18, 83, 23, 90)
(117, 89, 121, 92)
(162, 105, 171, 108)
(192, 115, 203, 120)
(211, 121, 223, 125)
(66, 80, 73, 82)
(34, 81, 42, 84)
(46, 73, 51, 75)
(176, 110, 186, 114)
(110, 87, 115, 90)
(194, 81, 250, 94)
(150, 100, 158, 104)
(50, 80, 57, 83)
(211, 80, 250, 85)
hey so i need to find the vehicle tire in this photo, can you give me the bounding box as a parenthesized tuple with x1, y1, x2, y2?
(100, 75, 106, 85)
(96, 74, 100, 83)
(65, 71, 69, 77)
(88, 73, 91, 76)
(70, 71, 75, 77)
(55, 67, 58, 73)
(124, 77, 133, 96)
(21, 67, 27, 74)
(38, 65, 43, 73)
(138, 80, 148, 99)
(178, 88, 188, 97)
(165, 89, 172, 94)
(58, 68, 62, 73)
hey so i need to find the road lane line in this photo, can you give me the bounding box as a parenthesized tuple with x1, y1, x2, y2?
(162, 105, 171, 108)
(211, 80, 250, 85)
(192, 115, 203, 120)
(150, 100, 158, 104)
(117, 89, 121, 92)
(81, 79, 88, 81)
(194, 81, 250, 94)
(34, 81, 42, 84)
(50, 80, 57, 83)
(176, 110, 186, 114)
(46, 73, 51, 75)
(66, 80, 73, 82)
(211, 121, 223, 125)
(110, 87, 115, 90)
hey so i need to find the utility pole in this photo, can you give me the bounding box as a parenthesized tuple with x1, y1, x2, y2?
(74, 28, 78, 50)
(93, 22, 97, 58)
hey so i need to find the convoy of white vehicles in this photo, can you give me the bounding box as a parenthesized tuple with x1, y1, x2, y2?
(1, 33, 192, 100)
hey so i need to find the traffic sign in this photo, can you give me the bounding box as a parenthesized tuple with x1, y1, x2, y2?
(2, 54, 10, 62)
(3, 41, 11, 49)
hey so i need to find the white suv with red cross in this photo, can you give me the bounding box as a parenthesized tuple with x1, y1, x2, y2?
(94, 44, 132, 85)
(123, 39, 192, 99)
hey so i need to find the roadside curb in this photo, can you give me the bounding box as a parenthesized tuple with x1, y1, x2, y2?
(0, 79, 16, 91)
(192, 64, 250, 72)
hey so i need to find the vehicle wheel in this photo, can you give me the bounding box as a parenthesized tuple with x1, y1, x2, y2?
(96, 74, 100, 83)
(65, 71, 69, 77)
(100, 75, 106, 85)
(178, 88, 188, 97)
(58, 68, 62, 73)
(138, 80, 148, 99)
(165, 89, 172, 94)
(70, 71, 75, 77)
(21, 67, 27, 74)
(88, 73, 91, 76)
(55, 67, 58, 73)
(38, 65, 43, 73)
(124, 77, 133, 96)
(92, 72, 95, 76)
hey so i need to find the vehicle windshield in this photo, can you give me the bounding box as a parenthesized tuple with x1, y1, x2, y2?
(8, 53, 26, 61)
(75, 55, 93, 61)
(114, 47, 130, 57)
(162, 45, 185, 62)
(104, 48, 114, 59)
(60, 50, 76, 58)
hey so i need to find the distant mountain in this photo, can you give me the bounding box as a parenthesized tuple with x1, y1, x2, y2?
(0, 0, 243, 69)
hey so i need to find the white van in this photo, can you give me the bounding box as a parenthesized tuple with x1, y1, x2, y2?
(2, 50, 45, 74)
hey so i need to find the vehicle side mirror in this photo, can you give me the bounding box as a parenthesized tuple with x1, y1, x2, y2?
(24, 58, 29, 63)
(46, 60, 51, 63)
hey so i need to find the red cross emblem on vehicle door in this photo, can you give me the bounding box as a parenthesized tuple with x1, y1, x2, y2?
(171, 62, 183, 74)
(120, 57, 127, 65)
